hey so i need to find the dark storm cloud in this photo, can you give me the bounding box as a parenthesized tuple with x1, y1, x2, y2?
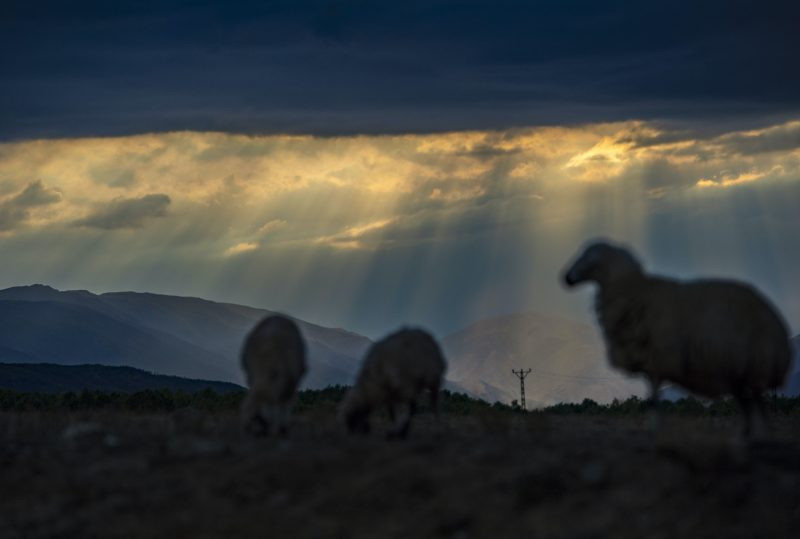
(74, 193, 171, 229)
(11, 180, 62, 207)
(454, 145, 523, 161)
(89, 165, 137, 188)
(2, 1, 799, 140)
(0, 180, 62, 230)
(716, 122, 800, 156)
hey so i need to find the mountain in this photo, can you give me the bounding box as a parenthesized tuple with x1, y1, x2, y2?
(0, 285, 370, 389)
(95, 291, 367, 387)
(0, 300, 232, 381)
(442, 312, 646, 406)
(0, 363, 243, 393)
(6, 285, 786, 405)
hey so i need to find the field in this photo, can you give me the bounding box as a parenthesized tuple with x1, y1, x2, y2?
(1, 391, 800, 538)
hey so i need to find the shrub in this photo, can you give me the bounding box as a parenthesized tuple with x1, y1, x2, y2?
(0, 387, 798, 417)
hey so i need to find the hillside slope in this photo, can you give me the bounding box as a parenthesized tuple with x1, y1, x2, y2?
(0, 363, 243, 393)
(0, 300, 232, 381)
(98, 291, 368, 386)
(0, 285, 370, 389)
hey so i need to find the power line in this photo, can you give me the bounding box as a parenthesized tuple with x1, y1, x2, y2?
(531, 370, 623, 382)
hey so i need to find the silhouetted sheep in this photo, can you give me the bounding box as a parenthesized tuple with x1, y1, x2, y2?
(240, 315, 307, 436)
(340, 328, 446, 439)
(563, 240, 792, 438)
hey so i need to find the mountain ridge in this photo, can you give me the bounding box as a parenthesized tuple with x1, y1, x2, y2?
(2, 285, 795, 403)
(0, 285, 370, 389)
(0, 363, 243, 394)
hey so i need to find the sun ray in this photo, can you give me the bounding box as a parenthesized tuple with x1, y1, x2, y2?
(1, 119, 799, 335)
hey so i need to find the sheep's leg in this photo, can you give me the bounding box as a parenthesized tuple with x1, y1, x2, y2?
(429, 383, 446, 436)
(430, 385, 441, 423)
(240, 392, 257, 432)
(647, 378, 662, 432)
(241, 393, 268, 436)
(388, 400, 416, 440)
(750, 392, 769, 441)
(386, 401, 403, 439)
(397, 400, 417, 439)
(734, 390, 756, 440)
(384, 402, 398, 439)
(276, 402, 290, 436)
(260, 403, 276, 436)
(734, 388, 771, 441)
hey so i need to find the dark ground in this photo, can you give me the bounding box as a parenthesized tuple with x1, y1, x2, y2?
(1, 409, 799, 538)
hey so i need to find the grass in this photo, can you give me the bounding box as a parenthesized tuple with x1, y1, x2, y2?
(2, 385, 799, 417)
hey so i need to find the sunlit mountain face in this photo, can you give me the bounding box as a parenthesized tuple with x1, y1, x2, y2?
(1, 120, 799, 338)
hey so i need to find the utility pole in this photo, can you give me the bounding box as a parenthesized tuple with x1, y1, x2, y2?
(512, 368, 532, 410)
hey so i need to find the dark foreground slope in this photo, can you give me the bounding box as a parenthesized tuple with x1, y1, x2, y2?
(0, 363, 243, 393)
(1, 405, 799, 538)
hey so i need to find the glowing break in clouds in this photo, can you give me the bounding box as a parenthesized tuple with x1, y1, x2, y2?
(0, 120, 799, 336)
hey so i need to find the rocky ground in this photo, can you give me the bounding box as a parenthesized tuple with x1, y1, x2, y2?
(1, 409, 799, 538)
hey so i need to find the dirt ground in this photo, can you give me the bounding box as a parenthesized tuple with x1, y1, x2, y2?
(1, 409, 799, 538)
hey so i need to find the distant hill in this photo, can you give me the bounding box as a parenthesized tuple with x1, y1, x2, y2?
(0, 363, 243, 393)
(0, 299, 233, 381)
(93, 290, 369, 387)
(5, 285, 787, 405)
(0, 284, 370, 389)
(442, 312, 646, 406)
(0, 285, 479, 398)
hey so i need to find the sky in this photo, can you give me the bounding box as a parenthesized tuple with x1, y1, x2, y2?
(1, 1, 799, 338)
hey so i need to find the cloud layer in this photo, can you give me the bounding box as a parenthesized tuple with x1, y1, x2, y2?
(0, 180, 62, 230)
(1, 119, 799, 336)
(74, 194, 171, 229)
(2, 1, 799, 139)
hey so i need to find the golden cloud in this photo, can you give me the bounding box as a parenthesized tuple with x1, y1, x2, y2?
(224, 242, 260, 256)
(0, 119, 797, 250)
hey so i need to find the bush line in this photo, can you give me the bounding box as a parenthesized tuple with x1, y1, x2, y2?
(1, 386, 799, 416)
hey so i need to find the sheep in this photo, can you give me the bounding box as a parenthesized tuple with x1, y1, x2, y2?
(562, 240, 792, 438)
(340, 328, 446, 439)
(240, 314, 307, 436)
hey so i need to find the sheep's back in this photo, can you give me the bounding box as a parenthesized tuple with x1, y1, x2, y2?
(679, 280, 791, 392)
(359, 330, 446, 398)
(241, 316, 307, 400)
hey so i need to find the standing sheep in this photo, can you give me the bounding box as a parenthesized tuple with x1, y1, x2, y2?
(240, 315, 307, 436)
(340, 328, 446, 439)
(563, 240, 792, 438)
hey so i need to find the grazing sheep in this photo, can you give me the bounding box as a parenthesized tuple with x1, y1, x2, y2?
(563, 240, 792, 438)
(240, 315, 307, 436)
(340, 328, 446, 439)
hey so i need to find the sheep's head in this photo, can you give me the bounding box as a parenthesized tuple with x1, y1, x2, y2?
(339, 388, 371, 434)
(563, 241, 643, 288)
